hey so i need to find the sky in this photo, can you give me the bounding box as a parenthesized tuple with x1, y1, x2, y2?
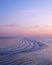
(0, 0, 52, 36)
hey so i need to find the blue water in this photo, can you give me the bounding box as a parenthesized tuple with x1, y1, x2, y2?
(0, 37, 52, 65)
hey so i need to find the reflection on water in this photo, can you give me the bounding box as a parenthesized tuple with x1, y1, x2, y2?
(0, 37, 52, 65)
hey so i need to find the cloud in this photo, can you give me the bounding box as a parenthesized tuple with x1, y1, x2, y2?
(4, 9, 52, 17)
(0, 24, 17, 27)
(6, 24, 17, 27)
(17, 9, 52, 14)
(29, 25, 52, 29)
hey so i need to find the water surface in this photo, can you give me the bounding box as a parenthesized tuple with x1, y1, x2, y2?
(0, 37, 52, 65)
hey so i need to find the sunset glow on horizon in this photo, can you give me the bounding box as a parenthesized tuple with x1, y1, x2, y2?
(0, 26, 52, 37)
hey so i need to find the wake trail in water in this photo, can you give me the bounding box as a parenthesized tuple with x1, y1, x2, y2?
(0, 38, 52, 65)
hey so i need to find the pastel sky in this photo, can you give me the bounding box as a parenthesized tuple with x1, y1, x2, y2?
(0, 0, 52, 36)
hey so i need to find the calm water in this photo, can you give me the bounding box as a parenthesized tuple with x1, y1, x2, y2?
(0, 37, 52, 65)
